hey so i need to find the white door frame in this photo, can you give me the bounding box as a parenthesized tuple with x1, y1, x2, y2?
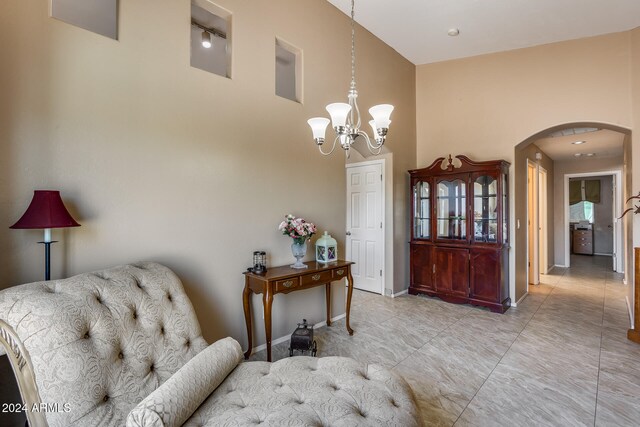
(526, 159, 539, 288)
(563, 170, 623, 271)
(538, 166, 548, 275)
(345, 159, 386, 295)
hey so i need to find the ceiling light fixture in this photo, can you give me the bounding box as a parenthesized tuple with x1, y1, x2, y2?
(307, 0, 393, 158)
(572, 140, 586, 145)
(191, 20, 227, 49)
(201, 31, 212, 48)
(574, 153, 582, 157)
(448, 28, 460, 37)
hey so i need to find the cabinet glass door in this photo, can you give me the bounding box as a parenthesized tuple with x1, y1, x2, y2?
(502, 173, 508, 243)
(436, 179, 466, 240)
(413, 181, 430, 239)
(473, 175, 498, 243)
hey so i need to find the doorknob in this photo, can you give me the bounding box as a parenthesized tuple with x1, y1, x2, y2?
(346, 231, 351, 236)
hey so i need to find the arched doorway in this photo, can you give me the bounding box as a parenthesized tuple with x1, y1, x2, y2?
(513, 122, 632, 306)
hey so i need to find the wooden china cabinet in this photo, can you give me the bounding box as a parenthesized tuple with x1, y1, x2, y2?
(409, 155, 511, 313)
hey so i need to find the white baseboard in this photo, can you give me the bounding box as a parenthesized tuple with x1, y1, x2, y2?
(555, 264, 568, 268)
(511, 292, 529, 308)
(626, 296, 634, 328)
(594, 253, 613, 257)
(546, 265, 556, 274)
(623, 279, 628, 285)
(250, 313, 347, 354)
(391, 290, 408, 298)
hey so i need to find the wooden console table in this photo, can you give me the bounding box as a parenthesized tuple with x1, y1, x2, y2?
(243, 260, 354, 361)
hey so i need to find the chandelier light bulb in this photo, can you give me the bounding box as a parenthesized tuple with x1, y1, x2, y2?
(307, 118, 330, 144)
(326, 103, 352, 129)
(201, 31, 212, 48)
(369, 120, 379, 138)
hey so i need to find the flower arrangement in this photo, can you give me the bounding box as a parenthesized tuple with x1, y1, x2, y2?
(279, 214, 317, 245)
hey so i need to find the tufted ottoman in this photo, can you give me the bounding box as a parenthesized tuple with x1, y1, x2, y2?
(0, 262, 420, 426)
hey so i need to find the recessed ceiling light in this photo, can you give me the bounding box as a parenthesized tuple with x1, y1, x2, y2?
(448, 28, 460, 37)
(572, 140, 586, 145)
(574, 153, 582, 157)
(585, 153, 595, 157)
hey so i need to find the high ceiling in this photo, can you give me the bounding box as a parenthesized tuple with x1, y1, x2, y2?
(327, 0, 640, 65)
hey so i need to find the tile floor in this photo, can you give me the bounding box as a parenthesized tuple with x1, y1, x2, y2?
(250, 255, 639, 426)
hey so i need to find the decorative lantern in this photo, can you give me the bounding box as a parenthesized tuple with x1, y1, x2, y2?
(252, 251, 267, 274)
(315, 231, 337, 263)
(288, 319, 317, 357)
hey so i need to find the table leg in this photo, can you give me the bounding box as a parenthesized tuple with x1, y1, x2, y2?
(263, 287, 274, 362)
(242, 282, 252, 360)
(325, 282, 332, 326)
(346, 269, 354, 335)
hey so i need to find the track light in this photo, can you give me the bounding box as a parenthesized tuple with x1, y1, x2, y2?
(201, 31, 212, 48)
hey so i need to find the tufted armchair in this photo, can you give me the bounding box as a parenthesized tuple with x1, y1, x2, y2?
(0, 262, 420, 426)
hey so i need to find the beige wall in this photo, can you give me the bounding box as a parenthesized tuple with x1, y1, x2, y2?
(417, 31, 634, 305)
(513, 144, 554, 301)
(0, 0, 416, 348)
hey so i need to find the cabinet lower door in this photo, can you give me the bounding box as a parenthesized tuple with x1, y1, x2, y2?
(469, 248, 500, 302)
(434, 247, 469, 297)
(411, 244, 434, 291)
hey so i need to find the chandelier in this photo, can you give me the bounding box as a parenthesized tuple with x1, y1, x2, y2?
(307, 0, 394, 157)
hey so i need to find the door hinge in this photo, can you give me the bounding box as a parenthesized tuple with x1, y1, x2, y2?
(380, 222, 383, 228)
(381, 174, 383, 181)
(380, 270, 383, 277)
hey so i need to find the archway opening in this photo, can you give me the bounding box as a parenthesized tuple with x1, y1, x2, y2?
(513, 122, 632, 306)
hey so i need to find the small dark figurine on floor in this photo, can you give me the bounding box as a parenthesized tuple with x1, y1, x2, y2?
(289, 319, 317, 357)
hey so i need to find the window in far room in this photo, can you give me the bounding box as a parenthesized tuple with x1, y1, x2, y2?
(570, 201, 595, 223)
(275, 38, 302, 103)
(191, 0, 231, 78)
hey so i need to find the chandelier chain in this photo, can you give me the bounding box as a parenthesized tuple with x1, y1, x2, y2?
(350, 0, 356, 90)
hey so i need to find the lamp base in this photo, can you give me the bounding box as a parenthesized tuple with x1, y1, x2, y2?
(37, 241, 58, 281)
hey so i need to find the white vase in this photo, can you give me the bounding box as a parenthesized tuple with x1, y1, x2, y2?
(290, 241, 308, 269)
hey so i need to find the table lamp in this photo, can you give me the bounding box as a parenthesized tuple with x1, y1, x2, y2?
(10, 190, 80, 280)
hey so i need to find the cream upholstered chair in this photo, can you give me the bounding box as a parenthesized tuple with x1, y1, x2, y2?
(0, 262, 420, 427)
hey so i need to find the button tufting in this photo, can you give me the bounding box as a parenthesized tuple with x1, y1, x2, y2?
(160, 326, 165, 335)
(185, 339, 190, 347)
(118, 352, 124, 360)
(103, 395, 109, 402)
(84, 332, 90, 339)
(167, 293, 173, 302)
(132, 310, 137, 320)
(391, 399, 398, 407)
(149, 364, 155, 373)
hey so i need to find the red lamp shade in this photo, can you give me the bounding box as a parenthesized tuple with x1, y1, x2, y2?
(10, 190, 80, 229)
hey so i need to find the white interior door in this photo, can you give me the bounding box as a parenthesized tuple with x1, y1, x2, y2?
(346, 162, 383, 294)
(538, 167, 548, 275)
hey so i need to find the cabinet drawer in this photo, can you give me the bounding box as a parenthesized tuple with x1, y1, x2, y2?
(275, 277, 300, 292)
(332, 267, 348, 279)
(301, 270, 332, 286)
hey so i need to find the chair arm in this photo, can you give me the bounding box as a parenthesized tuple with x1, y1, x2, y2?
(0, 320, 48, 427)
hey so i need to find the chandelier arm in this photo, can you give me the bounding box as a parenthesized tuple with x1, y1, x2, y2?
(357, 130, 384, 154)
(352, 94, 362, 130)
(318, 135, 339, 156)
